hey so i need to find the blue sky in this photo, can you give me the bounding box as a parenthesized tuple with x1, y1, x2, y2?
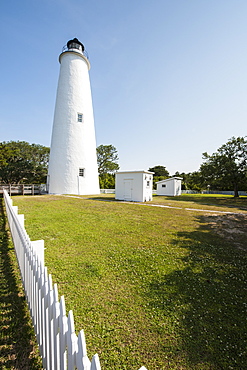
(1, 0, 247, 175)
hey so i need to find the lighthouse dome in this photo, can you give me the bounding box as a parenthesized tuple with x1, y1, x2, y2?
(67, 38, 85, 52)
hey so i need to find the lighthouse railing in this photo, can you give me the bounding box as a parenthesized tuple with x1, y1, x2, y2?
(61, 45, 89, 59)
(3, 190, 147, 370)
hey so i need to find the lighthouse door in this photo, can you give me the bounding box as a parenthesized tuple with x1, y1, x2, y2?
(124, 180, 132, 200)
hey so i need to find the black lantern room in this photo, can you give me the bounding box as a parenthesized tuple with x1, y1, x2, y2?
(67, 38, 85, 52)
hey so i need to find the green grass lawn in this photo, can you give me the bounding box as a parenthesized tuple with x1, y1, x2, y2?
(13, 194, 247, 370)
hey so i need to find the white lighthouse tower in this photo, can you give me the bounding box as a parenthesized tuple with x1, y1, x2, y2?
(47, 38, 100, 195)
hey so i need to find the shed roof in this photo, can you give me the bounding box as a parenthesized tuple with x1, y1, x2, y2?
(156, 176, 183, 184)
(116, 170, 154, 175)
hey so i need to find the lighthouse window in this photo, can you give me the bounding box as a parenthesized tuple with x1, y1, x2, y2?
(79, 168, 85, 177)
(78, 113, 83, 122)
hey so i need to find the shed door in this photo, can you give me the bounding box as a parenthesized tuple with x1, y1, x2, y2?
(124, 180, 132, 200)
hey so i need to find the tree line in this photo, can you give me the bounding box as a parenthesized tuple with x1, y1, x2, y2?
(175, 136, 247, 197)
(0, 137, 247, 197)
(0, 141, 50, 184)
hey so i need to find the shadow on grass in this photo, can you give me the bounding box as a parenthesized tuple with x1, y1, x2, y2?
(157, 194, 247, 212)
(148, 214, 247, 369)
(0, 198, 42, 370)
(89, 193, 247, 212)
(87, 196, 117, 202)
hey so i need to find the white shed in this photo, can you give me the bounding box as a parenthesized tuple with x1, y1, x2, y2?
(115, 170, 154, 202)
(156, 177, 182, 196)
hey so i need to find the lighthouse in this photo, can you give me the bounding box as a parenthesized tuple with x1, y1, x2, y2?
(47, 38, 100, 195)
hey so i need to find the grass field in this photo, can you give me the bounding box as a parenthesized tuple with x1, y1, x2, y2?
(12, 194, 247, 369)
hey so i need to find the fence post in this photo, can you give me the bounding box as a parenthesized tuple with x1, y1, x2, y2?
(31, 240, 45, 266)
(18, 214, 25, 228)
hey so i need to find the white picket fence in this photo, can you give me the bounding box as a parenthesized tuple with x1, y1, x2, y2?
(3, 190, 147, 370)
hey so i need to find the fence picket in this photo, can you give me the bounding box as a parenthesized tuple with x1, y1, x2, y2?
(37, 260, 44, 357)
(76, 330, 91, 370)
(68, 310, 78, 370)
(59, 296, 68, 370)
(30, 250, 36, 327)
(53, 283, 60, 369)
(44, 267, 51, 370)
(90, 354, 101, 370)
(3, 190, 148, 370)
(41, 264, 47, 368)
(48, 274, 55, 370)
(33, 255, 39, 338)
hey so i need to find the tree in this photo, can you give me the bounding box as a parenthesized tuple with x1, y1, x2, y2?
(96, 144, 120, 189)
(97, 144, 120, 175)
(0, 141, 50, 184)
(148, 165, 169, 189)
(148, 165, 169, 177)
(200, 136, 247, 197)
(184, 171, 203, 191)
(98, 173, 115, 189)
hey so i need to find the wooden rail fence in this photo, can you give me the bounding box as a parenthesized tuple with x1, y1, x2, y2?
(3, 190, 147, 370)
(0, 184, 47, 196)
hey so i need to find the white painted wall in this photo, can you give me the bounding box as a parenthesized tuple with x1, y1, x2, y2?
(115, 171, 153, 202)
(156, 177, 182, 196)
(48, 45, 100, 195)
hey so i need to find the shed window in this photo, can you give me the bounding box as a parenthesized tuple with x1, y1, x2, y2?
(78, 113, 83, 122)
(162, 184, 166, 188)
(79, 168, 85, 177)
